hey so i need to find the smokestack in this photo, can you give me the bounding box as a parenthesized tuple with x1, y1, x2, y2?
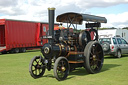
(48, 7, 55, 44)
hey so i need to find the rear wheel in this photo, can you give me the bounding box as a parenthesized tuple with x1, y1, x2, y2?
(14, 48, 20, 53)
(54, 57, 70, 81)
(20, 48, 26, 53)
(115, 50, 121, 58)
(84, 41, 104, 74)
(29, 56, 46, 78)
(1, 51, 7, 54)
(9, 50, 14, 53)
(9, 48, 20, 53)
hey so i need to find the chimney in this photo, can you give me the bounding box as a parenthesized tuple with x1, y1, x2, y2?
(48, 7, 55, 44)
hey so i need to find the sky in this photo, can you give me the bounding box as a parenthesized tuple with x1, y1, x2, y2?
(0, 0, 128, 29)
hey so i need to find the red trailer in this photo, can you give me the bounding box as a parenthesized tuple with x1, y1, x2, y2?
(0, 19, 59, 53)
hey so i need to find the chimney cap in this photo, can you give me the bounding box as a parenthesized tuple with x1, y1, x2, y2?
(48, 7, 55, 10)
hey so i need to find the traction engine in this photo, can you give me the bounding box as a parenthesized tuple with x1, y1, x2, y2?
(29, 8, 107, 81)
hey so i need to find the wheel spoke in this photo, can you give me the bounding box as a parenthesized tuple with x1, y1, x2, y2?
(32, 69, 35, 72)
(32, 64, 36, 67)
(97, 59, 101, 62)
(92, 45, 98, 55)
(90, 51, 93, 56)
(96, 51, 102, 55)
(36, 59, 40, 64)
(91, 63, 95, 70)
(90, 60, 94, 66)
(94, 44, 98, 49)
(90, 56, 93, 59)
(92, 65, 95, 69)
(90, 55, 100, 70)
(38, 69, 41, 74)
(61, 60, 64, 66)
(57, 70, 64, 78)
(35, 69, 37, 75)
(96, 65, 99, 69)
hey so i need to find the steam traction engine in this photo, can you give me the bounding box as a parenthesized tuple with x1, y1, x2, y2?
(29, 8, 107, 81)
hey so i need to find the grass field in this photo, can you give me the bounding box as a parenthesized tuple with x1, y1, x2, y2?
(0, 50, 128, 85)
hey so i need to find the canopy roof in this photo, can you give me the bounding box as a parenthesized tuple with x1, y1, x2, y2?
(56, 12, 107, 25)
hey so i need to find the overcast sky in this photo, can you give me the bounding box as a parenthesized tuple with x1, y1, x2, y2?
(0, 0, 128, 29)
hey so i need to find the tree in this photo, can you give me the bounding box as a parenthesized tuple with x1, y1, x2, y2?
(122, 27, 128, 29)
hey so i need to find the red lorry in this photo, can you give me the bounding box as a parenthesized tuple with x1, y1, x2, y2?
(0, 19, 59, 54)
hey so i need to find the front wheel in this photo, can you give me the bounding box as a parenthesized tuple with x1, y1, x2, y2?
(54, 57, 70, 81)
(29, 56, 46, 78)
(84, 41, 104, 74)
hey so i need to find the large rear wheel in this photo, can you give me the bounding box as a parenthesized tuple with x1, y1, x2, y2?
(29, 56, 46, 78)
(84, 41, 104, 73)
(54, 57, 70, 81)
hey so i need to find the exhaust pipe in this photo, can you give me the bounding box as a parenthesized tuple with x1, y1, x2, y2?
(48, 7, 55, 44)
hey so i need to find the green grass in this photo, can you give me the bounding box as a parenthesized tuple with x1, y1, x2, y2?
(0, 50, 128, 85)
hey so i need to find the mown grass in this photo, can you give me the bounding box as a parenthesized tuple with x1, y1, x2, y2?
(0, 50, 128, 85)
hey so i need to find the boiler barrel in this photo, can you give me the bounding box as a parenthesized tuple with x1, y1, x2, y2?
(41, 43, 70, 59)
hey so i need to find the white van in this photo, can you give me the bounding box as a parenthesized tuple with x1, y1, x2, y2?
(98, 28, 128, 42)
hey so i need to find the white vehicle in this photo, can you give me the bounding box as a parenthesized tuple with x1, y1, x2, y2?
(98, 28, 128, 42)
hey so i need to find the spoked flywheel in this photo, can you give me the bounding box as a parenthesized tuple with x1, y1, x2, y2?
(89, 29, 98, 41)
(54, 57, 70, 81)
(84, 41, 104, 73)
(29, 56, 46, 78)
